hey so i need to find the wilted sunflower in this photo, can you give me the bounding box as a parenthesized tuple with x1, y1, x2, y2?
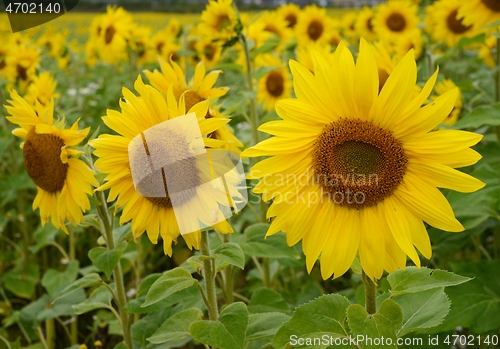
(199, 0, 239, 43)
(256, 54, 292, 111)
(90, 76, 234, 255)
(428, 0, 474, 48)
(372, 0, 419, 41)
(243, 39, 485, 280)
(5, 91, 96, 233)
(458, 0, 500, 31)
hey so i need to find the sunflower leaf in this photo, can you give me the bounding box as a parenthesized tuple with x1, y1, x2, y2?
(451, 102, 500, 129)
(53, 273, 102, 304)
(148, 308, 203, 344)
(347, 299, 403, 349)
(246, 312, 291, 342)
(142, 267, 197, 308)
(213, 242, 245, 269)
(271, 294, 353, 349)
(387, 267, 470, 296)
(88, 241, 128, 279)
(190, 302, 249, 349)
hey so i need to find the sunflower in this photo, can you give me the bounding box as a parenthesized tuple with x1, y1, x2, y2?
(195, 39, 222, 69)
(277, 3, 301, 29)
(94, 5, 135, 64)
(90, 76, 235, 254)
(296, 42, 334, 74)
(428, 0, 474, 48)
(355, 7, 377, 42)
(256, 54, 292, 111)
(25, 71, 61, 107)
(431, 79, 463, 127)
(393, 29, 424, 61)
(255, 11, 292, 48)
(130, 26, 155, 66)
(479, 34, 496, 68)
(295, 5, 332, 45)
(5, 45, 40, 93)
(341, 11, 358, 40)
(372, 0, 419, 42)
(4, 91, 96, 233)
(199, 0, 239, 43)
(458, 0, 500, 31)
(242, 39, 485, 281)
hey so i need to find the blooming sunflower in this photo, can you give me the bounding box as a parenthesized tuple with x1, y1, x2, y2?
(431, 79, 463, 127)
(256, 11, 292, 48)
(372, 0, 419, 42)
(393, 29, 424, 61)
(277, 3, 301, 29)
(428, 0, 474, 48)
(295, 5, 332, 45)
(5, 45, 40, 93)
(458, 0, 500, 31)
(256, 55, 292, 111)
(130, 26, 155, 66)
(90, 76, 234, 255)
(296, 42, 334, 74)
(4, 91, 96, 233)
(195, 39, 222, 69)
(25, 71, 61, 107)
(243, 39, 485, 280)
(355, 7, 377, 42)
(340, 11, 358, 40)
(199, 0, 239, 43)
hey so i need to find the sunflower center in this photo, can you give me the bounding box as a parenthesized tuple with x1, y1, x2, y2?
(131, 129, 200, 208)
(285, 14, 297, 28)
(307, 20, 324, 41)
(367, 18, 374, 32)
(173, 88, 204, 112)
(204, 43, 216, 60)
(482, 0, 500, 12)
(16, 64, 28, 81)
(266, 71, 284, 97)
(23, 127, 68, 193)
(446, 9, 472, 33)
(386, 12, 406, 32)
(216, 14, 231, 31)
(156, 42, 164, 53)
(104, 25, 116, 44)
(312, 118, 407, 209)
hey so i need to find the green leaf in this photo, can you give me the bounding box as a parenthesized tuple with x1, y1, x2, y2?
(3, 264, 40, 299)
(347, 299, 403, 349)
(251, 36, 280, 58)
(88, 241, 128, 279)
(240, 223, 299, 259)
(125, 285, 203, 314)
(113, 223, 132, 245)
(190, 302, 249, 349)
(393, 288, 450, 336)
(213, 242, 245, 270)
(456, 33, 485, 49)
(113, 343, 129, 349)
(72, 285, 113, 315)
(41, 260, 79, 299)
(248, 288, 289, 314)
(37, 289, 86, 321)
(29, 225, 60, 254)
(387, 267, 470, 296)
(148, 308, 203, 344)
(452, 102, 500, 129)
(53, 273, 102, 303)
(142, 268, 197, 308)
(271, 294, 352, 349)
(132, 309, 175, 348)
(431, 260, 500, 334)
(246, 312, 291, 341)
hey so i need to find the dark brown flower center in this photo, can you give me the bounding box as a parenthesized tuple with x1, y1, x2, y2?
(216, 14, 231, 31)
(23, 127, 68, 192)
(266, 71, 285, 97)
(285, 14, 297, 28)
(367, 17, 374, 32)
(482, 0, 500, 12)
(312, 118, 407, 209)
(386, 12, 406, 32)
(204, 43, 216, 61)
(173, 88, 204, 112)
(105, 25, 116, 44)
(17, 64, 28, 81)
(446, 9, 472, 34)
(307, 20, 324, 41)
(156, 42, 164, 53)
(131, 129, 200, 208)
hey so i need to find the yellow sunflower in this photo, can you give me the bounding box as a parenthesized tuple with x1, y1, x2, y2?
(277, 3, 301, 29)
(5, 45, 40, 93)
(90, 76, 235, 255)
(195, 39, 223, 69)
(296, 42, 334, 74)
(355, 7, 377, 42)
(393, 29, 424, 61)
(243, 39, 485, 281)
(458, 0, 500, 30)
(94, 5, 135, 64)
(4, 91, 96, 233)
(372, 0, 419, 42)
(255, 11, 292, 48)
(295, 5, 332, 45)
(130, 26, 156, 66)
(25, 71, 60, 107)
(198, 0, 239, 43)
(341, 11, 358, 40)
(428, 0, 474, 48)
(431, 79, 463, 127)
(256, 54, 292, 111)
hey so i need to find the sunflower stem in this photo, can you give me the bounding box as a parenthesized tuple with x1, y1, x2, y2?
(362, 271, 377, 315)
(95, 190, 133, 349)
(496, 36, 500, 103)
(201, 230, 219, 321)
(68, 228, 78, 345)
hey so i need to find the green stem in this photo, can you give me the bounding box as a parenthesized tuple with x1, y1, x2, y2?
(68, 229, 78, 345)
(362, 271, 377, 315)
(94, 190, 133, 348)
(496, 36, 500, 102)
(45, 318, 55, 349)
(200, 230, 218, 321)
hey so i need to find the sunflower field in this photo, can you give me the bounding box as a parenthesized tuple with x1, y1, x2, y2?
(1, 0, 500, 348)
